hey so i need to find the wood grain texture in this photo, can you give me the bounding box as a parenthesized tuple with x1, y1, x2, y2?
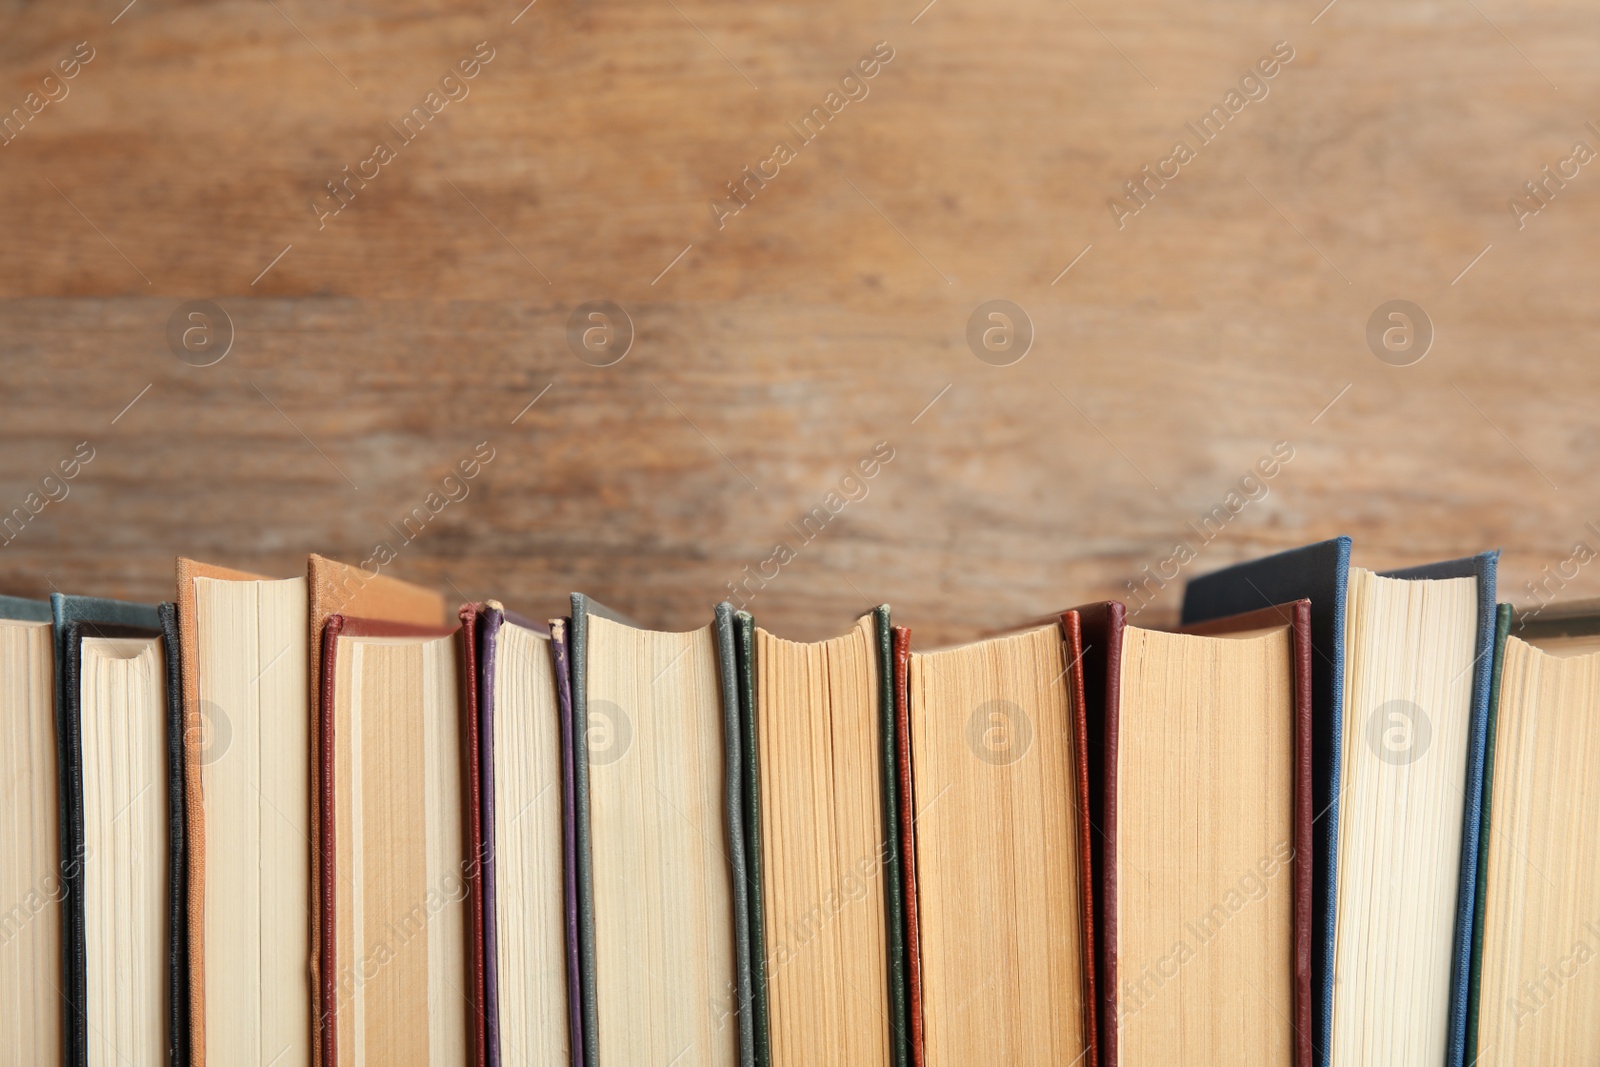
(1, 0, 1597, 646)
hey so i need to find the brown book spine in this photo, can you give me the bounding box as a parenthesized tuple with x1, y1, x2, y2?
(1072, 600, 1125, 1067)
(317, 614, 346, 1067)
(891, 625, 924, 1067)
(1058, 611, 1099, 1067)
(1178, 598, 1315, 1067)
(306, 554, 447, 1067)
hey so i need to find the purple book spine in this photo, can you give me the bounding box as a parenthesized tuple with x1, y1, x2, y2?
(479, 607, 505, 1067)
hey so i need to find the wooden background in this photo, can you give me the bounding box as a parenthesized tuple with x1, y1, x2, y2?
(2, 0, 1597, 646)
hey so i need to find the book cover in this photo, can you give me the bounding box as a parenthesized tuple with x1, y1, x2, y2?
(316, 612, 465, 1067)
(1464, 602, 1512, 1059)
(739, 606, 908, 1067)
(0, 592, 52, 623)
(1072, 600, 1127, 1067)
(173, 556, 271, 1067)
(306, 556, 445, 1067)
(49, 593, 181, 1067)
(733, 610, 771, 1067)
(1379, 551, 1499, 1067)
(1179, 599, 1315, 1067)
(475, 601, 577, 1067)
(1054, 609, 1100, 1067)
(872, 605, 910, 1067)
(456, 603, 490, 1067)
(568, 594, 749, 1067)
(900, 608, 1101, 1067)
(889, 624, 924, 1067)
(713, 603, 756, 1067)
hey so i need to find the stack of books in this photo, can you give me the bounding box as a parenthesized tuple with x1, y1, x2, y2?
(1, 538, 1592, 1066)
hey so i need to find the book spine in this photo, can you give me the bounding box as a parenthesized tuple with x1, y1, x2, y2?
(735, 611, 772, 1067)
(715, 603, 756, 1067)
(875, 605, 910, 1067)
(563, 598, 599, 1067)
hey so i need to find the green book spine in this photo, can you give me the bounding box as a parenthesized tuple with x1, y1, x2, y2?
(735, 611, 772, 1067)
(714, 604, 757, 1067)
(740, 608, 905, 1064)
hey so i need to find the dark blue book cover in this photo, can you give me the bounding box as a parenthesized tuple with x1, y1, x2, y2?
(0, 593, 53, 623)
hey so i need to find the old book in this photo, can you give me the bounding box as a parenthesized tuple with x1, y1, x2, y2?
(1070, 599, 1312, 1067)
(1474, 600, 1600, 1062)
(1183, 541, 1499, 1067)
(1112, 601, 1312, 1067)
(1335, 557, 1495, 1067)
(51, 593, 185, 1067)
(319, 612, 472, 1067)
(306, 555, 447, 1067)
(176, 558, 311, 1067)
(567, 595, 749, 1067)
(903, 616, 1093, 1067)
(743, 607, 908, 1067)
(0, 595, 59, 1067)
(469, 602, 577, 1067)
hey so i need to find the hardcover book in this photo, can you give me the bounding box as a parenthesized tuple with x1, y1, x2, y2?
(319, 612, 472, 1067)
(176, 558, 311, 1067)
(51, 593, 185, 1067)
(900, 613, 1095, 1067)
(740, 607, 909, 1067)
(1069, 597, 1314, 1067)
(470, 601, 577, 1067)
(1183, 540, 1500, 1067)
(566, 595, 750, 1067)
(0, 595, 60, 1066)
(1473, 599, 1600, 1063)
(305, 556, 447, 1067)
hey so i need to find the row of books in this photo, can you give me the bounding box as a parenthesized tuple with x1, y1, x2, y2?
(0, 538, 1592, 1066)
